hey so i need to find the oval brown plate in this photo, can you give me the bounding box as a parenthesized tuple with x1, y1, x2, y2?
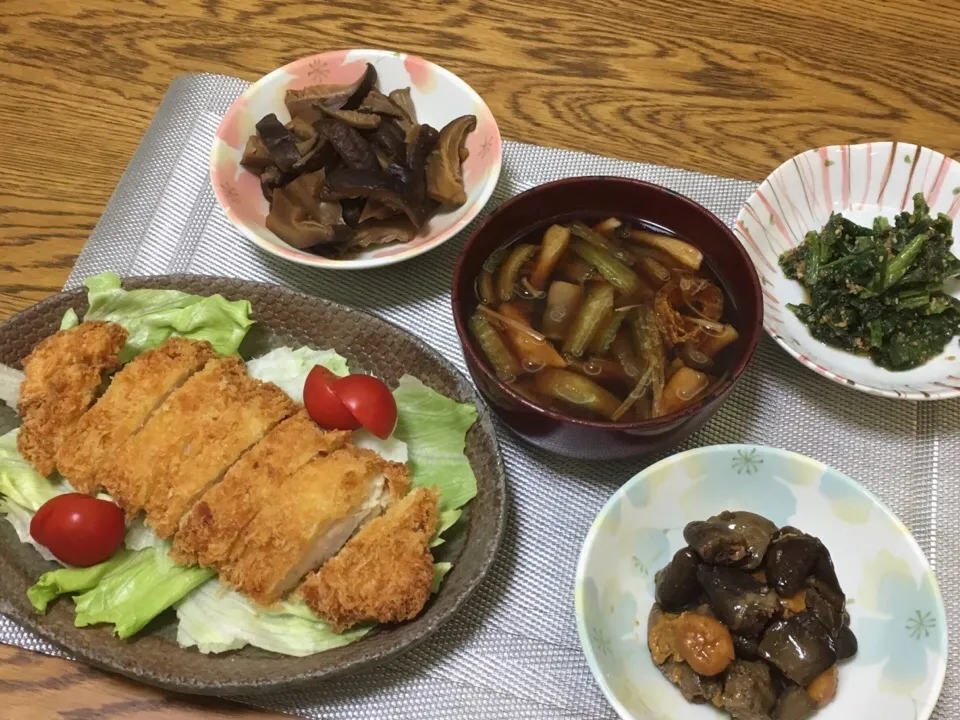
(0, 275, 507, 696)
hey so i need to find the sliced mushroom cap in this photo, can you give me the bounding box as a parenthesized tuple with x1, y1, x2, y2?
(406, 123, 440, 172)
(324, 168, 430, 227)
(346, 218, 417, 250)
(266, 185, 342, 249)
(425, 115, 476, 206)
(256, 113, 301, 173)
(340, 197, 365, 228)
(259, 165, 293, 201)
(293, 136, 338, 174)
(283, 62, 377, 116)
(370, 119, 407, 162)
(317, 119, 379, 171)
(359, 88, 407, 118)
(387, 88, 418, 124)
(286, 116, 318, 143)
(240, 135, 272, 173)
(317, 106, 382, 129)
(359, 199, 400, 223)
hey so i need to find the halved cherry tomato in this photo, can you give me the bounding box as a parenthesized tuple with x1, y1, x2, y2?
(332, 373, 398, 439)
(30, 494, 125, 567)
(303, 366, 361, 431)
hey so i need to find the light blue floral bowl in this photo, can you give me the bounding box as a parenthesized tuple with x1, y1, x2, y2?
(575, 444, 947, 720)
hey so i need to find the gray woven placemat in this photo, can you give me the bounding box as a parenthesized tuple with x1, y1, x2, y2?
(2, 73, 957, 719)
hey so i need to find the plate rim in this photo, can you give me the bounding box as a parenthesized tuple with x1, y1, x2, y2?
(574, 442, 949, 720)
(735, 141, 960, 401)
(0, 274, 508, 695)
(209, 48, 504, 271)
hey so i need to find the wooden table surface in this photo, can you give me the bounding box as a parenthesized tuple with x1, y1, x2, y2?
(2, 0, 960, 716)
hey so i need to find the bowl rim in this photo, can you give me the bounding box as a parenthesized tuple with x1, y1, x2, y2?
(451, 175, 763, 431)
(209, 48, 503, 271)
(735, 141, 960, 401)
(573, 443, 949, 720)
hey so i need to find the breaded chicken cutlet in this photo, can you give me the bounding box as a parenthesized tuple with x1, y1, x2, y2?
(220, 445, 408, 605)
(15, 321, 451, 630)
(100, 357, 252, 516)
(56, 337, 218, 493)
(143, 370, 296, 538)
(17, 321, 128, 476)
(171, 410, 351, 567)
(299, 486, 439, 633)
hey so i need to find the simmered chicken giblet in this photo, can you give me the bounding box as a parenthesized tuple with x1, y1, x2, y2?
(220, 446, 409, 605)
(56, 337, 217, 494)
(170, 410, 351, 568)
(17, 322, 128, 477)
(299, 486, 438, 633)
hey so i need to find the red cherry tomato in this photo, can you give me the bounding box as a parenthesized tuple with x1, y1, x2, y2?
(332, 373, 398, 439)
(303, 366, 361, 431)
(29, 494, 125, 567)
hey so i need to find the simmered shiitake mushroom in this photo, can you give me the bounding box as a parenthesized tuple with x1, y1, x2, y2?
(468, 217, 739, 423)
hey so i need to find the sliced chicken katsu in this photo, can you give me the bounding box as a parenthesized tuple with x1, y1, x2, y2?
(17, 322, 128, 476)
(299, 486, 439, 633)
(170, 410, 351, 567)
(143, 371, 296, 538)
(100, 356, 252, 516)
(55, 337, 217, 493)
(220, 445, 407, 605)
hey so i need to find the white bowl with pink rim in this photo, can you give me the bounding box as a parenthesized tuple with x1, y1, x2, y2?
(735, 142, 960, 400)
(210, 49, 503, 270)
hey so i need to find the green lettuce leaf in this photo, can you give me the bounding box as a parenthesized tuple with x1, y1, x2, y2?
(432, 562, 452, 594)
(246, 346, 350, 403)
(0, 429, 62, 511)
(81, 272, 254, 360)
(175, 581, 370, 656)
(1, 497, 57, 562)
(72, 545, 214, 639)
(430, 508, 462, 548)
(393, 376, 478, 512)
(28, 549, 136, 613)
(0, 363, 23, 408)
(59, 308, 79, 330)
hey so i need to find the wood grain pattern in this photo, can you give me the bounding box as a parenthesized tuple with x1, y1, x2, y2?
(1, 0, 960, 715)
(0, 645, 284, 719)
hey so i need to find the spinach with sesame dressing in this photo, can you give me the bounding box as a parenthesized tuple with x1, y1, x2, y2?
(779, 193, 960, 370)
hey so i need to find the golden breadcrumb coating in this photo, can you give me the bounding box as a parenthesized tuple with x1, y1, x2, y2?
(55, 337, 217, 493)
(142, 369, 296, 538)
(170, 410, 350, 567)
(100, 356, 249, 515)
(17, 321, 127, 476)
(220, 445, 390, 605)
(299, 486, 439, 633)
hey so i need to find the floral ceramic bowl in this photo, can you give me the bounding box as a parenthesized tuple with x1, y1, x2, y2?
(575, 444, 947, 720)
(735, 142, 960, 399)
(210, 49, 502, 270)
